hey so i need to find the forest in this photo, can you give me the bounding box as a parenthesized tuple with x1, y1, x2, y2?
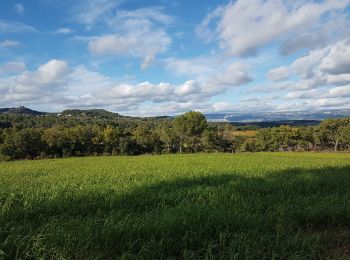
(0, 111, 350, 160)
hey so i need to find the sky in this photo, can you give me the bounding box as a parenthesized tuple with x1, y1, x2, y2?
(0, 0, 350, 116)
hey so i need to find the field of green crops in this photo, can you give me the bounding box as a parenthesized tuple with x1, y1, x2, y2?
(1, 153, 350, 259)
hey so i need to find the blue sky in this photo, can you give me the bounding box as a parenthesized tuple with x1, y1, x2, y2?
(1, 0, 350, 116)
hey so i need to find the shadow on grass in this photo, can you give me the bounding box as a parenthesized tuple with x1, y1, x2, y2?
(1, 166, 350, 259)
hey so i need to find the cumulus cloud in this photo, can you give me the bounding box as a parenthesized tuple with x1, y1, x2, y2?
(327, 85, 350, 98)
(0, 60, 71, 105)
(279, 13, 350, 55)
(266, 38, 350, 93)
(286, 85, 350, 100)
(0, 53, 256, 115)
(0, 59, 249, 114)
(212, 63, 252, 86)
(211, 102, 237, 113)
(319, 39, 350, 75)
(165, 56, 252, 88)
(326, 74, 350, 86)
(0, 61, 26, 74)
(255, 37, 350, 109)
(291, 48, 327, 79)
(197, 0, 350, 56)
(16, 60, 70, 89)
(267, 66, 291, 81)
(239, 37, 350, 112)
(88, 30, 171, 69)
(87, 7, 173, 69)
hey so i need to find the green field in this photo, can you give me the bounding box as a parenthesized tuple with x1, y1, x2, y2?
(1, 153, 350, 259)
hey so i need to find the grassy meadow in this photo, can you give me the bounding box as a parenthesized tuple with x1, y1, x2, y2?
(1, 153, 350, 259)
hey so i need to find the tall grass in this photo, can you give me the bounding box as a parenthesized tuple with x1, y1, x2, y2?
(1, 153, 350, 259)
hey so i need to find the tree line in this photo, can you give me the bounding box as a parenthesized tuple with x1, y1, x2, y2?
(0, 111, 350, 160)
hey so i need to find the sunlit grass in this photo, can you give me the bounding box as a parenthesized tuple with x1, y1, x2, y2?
(1, 153, 350, 259)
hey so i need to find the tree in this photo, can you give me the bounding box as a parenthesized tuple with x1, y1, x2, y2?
(1, 128, 45, 159)
(101, 126, 124, 155)
(156, 121, 177, 153)
(339, 125, 350, 151)
(42, 126, 70, 157)
(299, 126, 316, 151)
(256, 128, 273, 151)
(231, 135, 246, 152)
(174, 111, 207, 153)
(271, 125, 301, 151)
(133, 124, 161, 153)
(317, 119, 350, 151)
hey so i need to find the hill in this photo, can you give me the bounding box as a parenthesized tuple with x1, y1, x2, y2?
(0, 106, 170, 128)
(0, 106, 45, 116)
(1, 106, 350, 129)
(61, 108, 122, 117)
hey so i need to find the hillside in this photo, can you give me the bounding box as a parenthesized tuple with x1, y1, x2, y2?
(0, 106, 169, 129)
(0, 106, 45, 116)
(2, 106, 350, 126)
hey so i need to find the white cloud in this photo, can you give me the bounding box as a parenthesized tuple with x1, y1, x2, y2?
(327, 85, 350, 98)
(0, 60, 71, 106)
(211, 101, 237, 112)
(165, 56, 219, 77)
(87, 7, 173, 69)
(0, 59, 238, 113)
(0, 20, 36, 33)
(175, 80, 201, 96)
(196, 6, 224, 44)
(293, 39, 350, 85)
(197, 0, 350, 56)
(15, 60, 70, 93)
(304, 98, 350, 108)
(285, 89, 323, 99)
(0, 55, 255, 114)
(165, 56, 252, 88)
(0, 39, 20, 48)
(71, 0, 120, 27)
(327, 74, 350, 86)
(266, 38, 350, 93)
(89, 30, 171, 69)
(279, 13, 350, 55)
(109, 7, 174, 26)
(246, 37, 350, 111)
(286, 85, 350, 100)
(14, 3, 25, 15)
(319, 39, 350, 75)
(212, 63, 252, 86)
(0, 61, 26, 74)
(268, 66, 291, 81)
(291, 48, 327, 79)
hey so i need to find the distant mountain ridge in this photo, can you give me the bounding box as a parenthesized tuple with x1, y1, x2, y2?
(205, 110, 350, 122)
(1, 106, 350, 122)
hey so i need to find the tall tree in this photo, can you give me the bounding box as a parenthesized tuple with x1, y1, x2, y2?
(174, 111, 207, 153)
(317, 119, 350, 151)
(156, 121, 177, 153)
